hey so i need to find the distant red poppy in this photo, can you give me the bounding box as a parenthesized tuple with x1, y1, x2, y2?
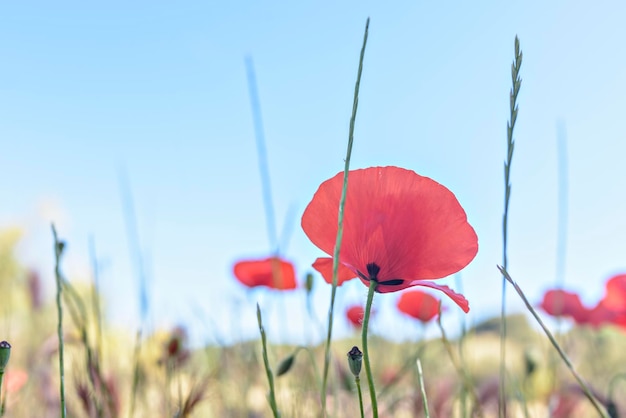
(233, 257, 297, 290)
(4, 368, 28, 394)
(539, 289, 587, 323)
(301, 166, 478, 312)
(601, 273, 626, 312)
(346, 305, 365, 328)
(582, 300, 624, 328)
(397, 290, 440, 323)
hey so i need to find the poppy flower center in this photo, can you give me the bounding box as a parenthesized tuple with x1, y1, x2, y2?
(358, 262, 404, 289)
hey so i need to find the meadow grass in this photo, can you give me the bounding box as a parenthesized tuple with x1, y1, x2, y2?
(1, 21, 625, 418)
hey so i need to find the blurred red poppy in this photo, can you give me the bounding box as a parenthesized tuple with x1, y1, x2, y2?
(600, 273, 626, 311)
(301, 166, 478, 312)
(597, 274, 626, 328)
(397, 290, 440, 323)
(4, 368, 28, 394)
(539, 289, 587, 322)
(346, 305, 365, 328)
(233, 257, 297, 290)
(581, 300, 625, 328)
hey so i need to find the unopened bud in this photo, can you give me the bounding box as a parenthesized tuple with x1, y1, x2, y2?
(276, 353, 296, 377)
(0, 341, 11, 371)
(347, 346, 363, 377)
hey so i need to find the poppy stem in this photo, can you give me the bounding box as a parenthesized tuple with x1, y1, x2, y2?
(356, 376, 365, 418)
(361, 279, 378, 417)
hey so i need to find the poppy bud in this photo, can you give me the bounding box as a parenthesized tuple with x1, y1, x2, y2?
(347, 346, 363, 377)
(0, 341, 11, 371)
(276, 353, 296, 377)
(607, 400, 618, 418)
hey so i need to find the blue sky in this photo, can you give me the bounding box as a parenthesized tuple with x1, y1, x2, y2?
(1, 2, 625, 345)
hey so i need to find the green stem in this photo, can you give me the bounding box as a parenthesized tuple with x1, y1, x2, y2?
(361, 279, 378, 417)
(257, 304, 280, 418)
(0, 370, 4, 417)
(52, 225, 67, 418)
(320, 17, 369, 416)
(356, 376, 365, 418)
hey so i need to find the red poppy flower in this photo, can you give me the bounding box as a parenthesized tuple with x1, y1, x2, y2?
(539, 289, 587, 323)
(301, 166, 478, 312)
(397, 290, 440, 323)
(346, 305, 365, 328)
(233, 257, 297, 290)
(601, 273, 626, 312)
(582, 300, 622, 328)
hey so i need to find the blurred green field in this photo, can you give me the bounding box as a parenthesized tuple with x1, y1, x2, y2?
(2, 228, 625, 417)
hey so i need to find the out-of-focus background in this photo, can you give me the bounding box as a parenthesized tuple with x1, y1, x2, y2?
(1, 2, 625, 346)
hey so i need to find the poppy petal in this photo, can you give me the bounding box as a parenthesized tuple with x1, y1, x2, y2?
(603, 274, 626, 311)
(302, 167, 478, 284)
(539, 289, 586, 321)
(312, 257, 357, 286)
(396, 290, 440, 323)
(233, 257, 297, 290)
(387, 280, 469, 313)
(346, 305, 365, 328)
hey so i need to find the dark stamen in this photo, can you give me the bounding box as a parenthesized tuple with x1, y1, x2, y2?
(366, 263, 380, 281)
(379, 279, 404, 286)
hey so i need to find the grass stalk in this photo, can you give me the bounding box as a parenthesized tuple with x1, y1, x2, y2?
(257, 304, 280, 418)
(377, 342, 428, 400)
(500, 35, 523, 418)
(245, 56, 279, 255)
(416, 359, 430, 418)
(361, 279, 378, 417)
(62, 280, 104, 416)
(51, 225, 67, 418)
(498, 266, 609, 418)
(436, 305, 484, 418)
(128, 329, 142, 418)
(320, 17, 369, 416)
(89, 237, 105, 371)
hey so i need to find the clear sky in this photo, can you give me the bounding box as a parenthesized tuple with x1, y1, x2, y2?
(1, 2, 625, 345)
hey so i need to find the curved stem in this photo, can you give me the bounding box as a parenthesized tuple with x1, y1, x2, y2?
(361, 279, 378, 417)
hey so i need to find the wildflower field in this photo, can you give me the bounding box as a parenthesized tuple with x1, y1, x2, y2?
(2, 4, 626, 418)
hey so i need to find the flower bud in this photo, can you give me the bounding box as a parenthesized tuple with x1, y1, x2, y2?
(276, 354, 296, 377)
(0, 341, 11, 371)
(347, 346, 363, 377)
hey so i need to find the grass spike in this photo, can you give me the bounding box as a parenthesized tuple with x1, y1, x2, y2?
(320, 16, 369, 417)
(500, 34, 523, 418)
